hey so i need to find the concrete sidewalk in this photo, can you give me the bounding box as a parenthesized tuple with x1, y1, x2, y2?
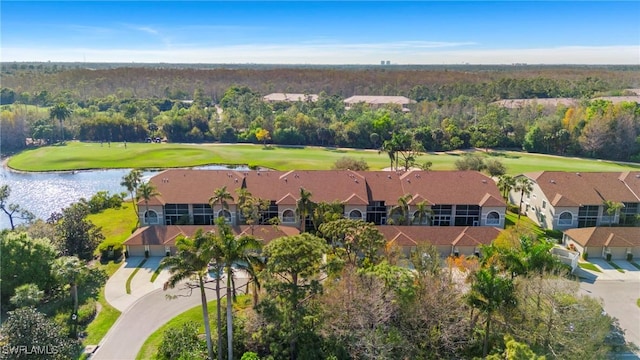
(104, 256, 170, 312)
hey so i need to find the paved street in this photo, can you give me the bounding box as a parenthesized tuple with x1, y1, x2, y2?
(577, 259, 640, 353)
(92, 259, 248, 359)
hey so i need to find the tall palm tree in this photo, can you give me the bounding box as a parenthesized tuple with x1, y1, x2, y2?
(296, 187, 313, 232)
(210, 186, 234, 225)
(413, 200, 432, 225)
(235, 187, 251, 224)
(216, 219, 263, 360)
(514, 177, 533, 221)
(52, 256, 86, 338)
(121, 169, 143, 224)
(137, 181, 159, 225)
(497, 175, 515, 202)
(381, 139, 397, 171)
(391, 193, 413, 225)
(603, 200, 624, 226)
(161, 231, 216, 360)
(49, 102, 71, 143)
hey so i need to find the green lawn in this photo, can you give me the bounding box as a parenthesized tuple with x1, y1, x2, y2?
(637, 298, 640, 309)
(82, 288, 121, 346)
(8, 141, 639, 174)
(87, 203, 138, 247)
(136, 296, 251, 360)
(579, 262, 602, 273)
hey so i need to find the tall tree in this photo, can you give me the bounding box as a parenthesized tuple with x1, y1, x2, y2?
(137, 181, 159, 224)
(215, 219, 262, 360)
(210, 186, 234, 224)
(391, 193, 413, 225)
(160, 230, 217, 360)
(603, 200, 624, 226)
(296, 187, 314, 233)
(54, 203, 104, 260)
(49, 102, 71, 142)
(413, 200, 432, 225)
(497, 175, 516, 202)
(514, 177, 533, 221)
(466, 265, 517, 357)
(52, 256, 87, 338)
(319, 219, 386, 267)
(120, 169, 143, 223)
(0, 184, 35, 230)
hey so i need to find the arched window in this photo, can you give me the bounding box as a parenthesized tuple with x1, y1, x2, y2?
(412, 210, 429, 225)
(218, 209, 232, 223)
(144, 210, 158, 225)
(282, 209, 295, 223)
(349, 209, 362, 220)
(558, 212, 573, 226)
(486, 211, 500, 225)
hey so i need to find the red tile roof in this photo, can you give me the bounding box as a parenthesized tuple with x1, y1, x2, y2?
(124, 225, 300, 247)
(527, 171, 640, 206)
(564, 227, 640, 247)
(376, 226, 502, 247)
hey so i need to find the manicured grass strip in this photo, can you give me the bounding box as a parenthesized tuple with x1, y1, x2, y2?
(8, 141, 639, 174)
(607, 261, 626, 273)
(136, 296, 250, 360)
(83, 288, 121, 346)
(579, 262, 602, 273)
(150, 266, 162, 283)
(629, 261, 640, 270)
(126, 258, 147, 294)
(637, 299, 640, 309)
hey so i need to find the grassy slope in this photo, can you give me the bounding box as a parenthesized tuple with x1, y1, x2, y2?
(136, 296, 251, 360)
(87, 203, 138, 247)
(8, 141, 639, 174)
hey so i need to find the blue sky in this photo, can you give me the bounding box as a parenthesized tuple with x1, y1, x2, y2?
(1, 1, 639, 64)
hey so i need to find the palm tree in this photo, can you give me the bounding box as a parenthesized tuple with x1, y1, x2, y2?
(381, 139, 397, 171)
(49, 103, 71, 143)
(296, 187, 314, 232)
(161, 231, 216, 360)
(52, 256, 86, 338)
(514, 177, 533, 221)
(210, 186, 234, 225)
(466, 265, 517, 357)
(603, 200, 624, 226)
(137, 181, 159, 225)
(216, 219, 263, 360)
(235, 187, 251, 224)
(413, 200, 432, 225)
(121, 169, 143, 224)
(497, 175, 515, 202)
(391, 193, 413, 225)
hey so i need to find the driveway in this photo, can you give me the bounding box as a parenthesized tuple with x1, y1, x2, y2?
(578, 259, 640, 351)
(104, 256, 171, 312)
(92, 262, 248, 360)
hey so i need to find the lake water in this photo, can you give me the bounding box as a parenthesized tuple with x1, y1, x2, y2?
(0, 164, 247, 229)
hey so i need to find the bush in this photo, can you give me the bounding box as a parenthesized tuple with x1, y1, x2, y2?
(80, 191, 125, 214)
(332, 156, 370, 171)
(583, 252, 589, 260)
(98, 240, 124, 261)
(77, 298, 97, 326)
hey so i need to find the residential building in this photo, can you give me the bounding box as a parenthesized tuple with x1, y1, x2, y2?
(343, 95, 415, 111)
(563, 227, 640, 260)
(509, 171, 640, 230)
(263, 93, 318, 103)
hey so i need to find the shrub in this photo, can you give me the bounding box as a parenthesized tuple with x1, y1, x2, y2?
(98, 240, 124, 261)
(332, 156, 370, 171)
(583, 252, 589, 260)
(77, 298, 97, 326)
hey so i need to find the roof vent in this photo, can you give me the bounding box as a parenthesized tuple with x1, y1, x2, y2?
(482, 179, 487, 183)
(284, 178, 288, 183)
(235, 178, 238, 183)
(576, 172, 581, 176)
(407, 179, 411, 183)
(550, 179, 556, 184)
(387, 175, 392, 179)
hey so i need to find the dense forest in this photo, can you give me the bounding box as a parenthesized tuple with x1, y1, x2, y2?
(1, 63, 639, 162)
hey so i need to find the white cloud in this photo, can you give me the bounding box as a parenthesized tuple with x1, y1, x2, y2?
(2, 44, 638, 65)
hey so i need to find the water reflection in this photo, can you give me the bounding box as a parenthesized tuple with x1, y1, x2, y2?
(0, 164, 247, 230)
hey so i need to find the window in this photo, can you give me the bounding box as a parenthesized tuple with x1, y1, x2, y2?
(622, 202, 638, 225)
(486, 211, 500, 225)
(432, 205, 452, 226)
(578, 205, 598, 228)
(349, 209, 362, 220)
(558, 212, 572, 226)
(193, 204, 213, 225)
(165, 204, 189, 225)
(144, 210, 158, 224)
(366, 201, 387, 225)
(260, 201, 279, 224)
(454, 205, 480, 226)
(282, 209, 295, 223)
(412, 210, 429, 225)
(218, 209, 232, 223)
(542, 200, 547, 209)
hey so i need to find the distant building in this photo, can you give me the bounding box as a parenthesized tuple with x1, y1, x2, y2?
(344, 95, 415, 112)
(263, 93, 318, 103)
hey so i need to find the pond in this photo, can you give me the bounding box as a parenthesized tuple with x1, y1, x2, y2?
(0, 164, 247, 230)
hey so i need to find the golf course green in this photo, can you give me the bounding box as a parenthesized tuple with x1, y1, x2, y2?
(6, 141, 639, 174)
